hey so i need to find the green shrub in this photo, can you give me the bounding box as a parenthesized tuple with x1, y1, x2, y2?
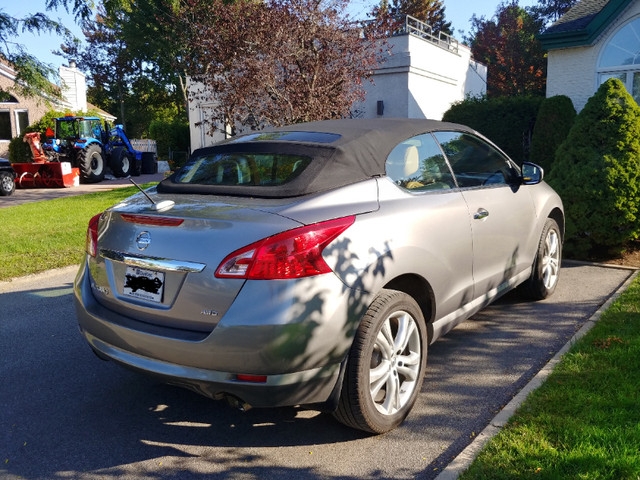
(443, 95, 543, 163)
(149, 116, 190, 167)
(529, 95, 576, 173)
(547, 79, 640, 257)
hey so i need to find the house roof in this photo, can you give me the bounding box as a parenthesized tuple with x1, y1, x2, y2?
(87, 102, 116, 122)
(0, 59, 116, 121)
(539, 0, 635, 49)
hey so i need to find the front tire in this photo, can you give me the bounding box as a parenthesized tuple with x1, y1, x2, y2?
(523, 218, 562, 300)
(0, 171, 15, 196)
(77, 144, 105, 183)
(333, 289, 427, 434)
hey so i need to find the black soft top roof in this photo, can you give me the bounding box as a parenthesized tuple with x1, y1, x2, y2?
(158, 118, 475, 198)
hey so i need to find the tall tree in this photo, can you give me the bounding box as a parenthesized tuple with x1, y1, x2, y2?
(370, 0, 451, 36)
(529, 0, 578, 24)
(178, 0, 384, 135)
(60, 7, 134, 126)
(101, 0, 191, 114)
(469, 2, 546, 97)
(0, 0, 92, 99)
(57, 1, 187, 136)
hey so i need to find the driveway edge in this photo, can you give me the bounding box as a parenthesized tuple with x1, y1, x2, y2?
(434, 266, 640, 480)
(0, 265, 80, 293)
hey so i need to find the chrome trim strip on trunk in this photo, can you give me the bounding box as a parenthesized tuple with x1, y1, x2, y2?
(100, 249, 206, 273)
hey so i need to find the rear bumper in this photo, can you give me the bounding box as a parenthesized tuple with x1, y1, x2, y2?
(80, 329, 342, 407)
(74, 259, 358, 408)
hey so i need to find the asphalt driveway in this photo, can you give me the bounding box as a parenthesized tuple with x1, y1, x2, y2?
(0, 262, 634, 479)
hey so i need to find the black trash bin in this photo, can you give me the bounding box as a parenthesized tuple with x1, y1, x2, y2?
(141, 152, 158, 174)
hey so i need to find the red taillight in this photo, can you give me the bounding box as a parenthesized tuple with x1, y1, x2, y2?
(86, 213, 103, 257)
(120, 214, 184, 226)
(235, 374, 267, 383)
(215, 216, 355, 280)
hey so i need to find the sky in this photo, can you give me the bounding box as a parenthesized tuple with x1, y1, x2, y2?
(5, 0, 541, 73)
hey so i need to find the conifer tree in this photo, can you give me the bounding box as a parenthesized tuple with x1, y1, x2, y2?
(548, 79, 640, 256)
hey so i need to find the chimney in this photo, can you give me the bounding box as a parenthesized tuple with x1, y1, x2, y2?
(59, 61, 87, 112)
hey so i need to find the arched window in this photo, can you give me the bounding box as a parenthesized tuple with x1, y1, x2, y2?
(0, 90, 19, 103)
(598, 16, 640, 104)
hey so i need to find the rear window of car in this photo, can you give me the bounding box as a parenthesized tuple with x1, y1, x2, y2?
(174, 153, 312, 186)
(228, 131, 341, 144)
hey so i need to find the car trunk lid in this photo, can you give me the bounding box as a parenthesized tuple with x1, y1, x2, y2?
(88, 193, 304, 332)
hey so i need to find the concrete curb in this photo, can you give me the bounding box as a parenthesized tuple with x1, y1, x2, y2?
(434, 267, 640, 480)
(0, 264, 80, 293)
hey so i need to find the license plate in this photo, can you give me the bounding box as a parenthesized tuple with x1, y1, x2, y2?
(123, 266, 165, 303)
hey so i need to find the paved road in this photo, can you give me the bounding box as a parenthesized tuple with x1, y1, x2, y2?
(0, 171, 167, 208)
(0, 263, 633, 480)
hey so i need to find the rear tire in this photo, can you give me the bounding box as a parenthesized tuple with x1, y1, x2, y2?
(333, 289, 427, 434)
(111, 147, 132, 177)
(77, 144, 105, 183)
(523, 218, 562, 300)
(0, 171, 15, 196)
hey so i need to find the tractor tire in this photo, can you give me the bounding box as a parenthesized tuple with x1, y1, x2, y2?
(111, 147, 132, 178)
(78, 144, 105, 184)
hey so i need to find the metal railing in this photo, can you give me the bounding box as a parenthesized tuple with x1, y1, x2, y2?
(402, 15, 458, 53)
(360, 14, 459, 54)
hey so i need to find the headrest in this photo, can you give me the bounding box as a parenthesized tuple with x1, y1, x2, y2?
(403, 146, 419, 177)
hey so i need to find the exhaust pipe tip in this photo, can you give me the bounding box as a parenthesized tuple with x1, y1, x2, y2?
(225, 394, 252, 412)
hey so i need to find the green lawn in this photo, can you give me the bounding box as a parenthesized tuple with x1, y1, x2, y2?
(460, 276, 640, 480)
(0, 185, 154, 281)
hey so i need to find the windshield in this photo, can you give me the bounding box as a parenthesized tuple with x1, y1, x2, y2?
(175, 153, 312, 186)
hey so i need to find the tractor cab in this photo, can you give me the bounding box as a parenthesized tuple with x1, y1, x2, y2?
(44, 116, 106, 158)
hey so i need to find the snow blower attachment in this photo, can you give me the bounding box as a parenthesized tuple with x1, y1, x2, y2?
(13, 132, 80, 188)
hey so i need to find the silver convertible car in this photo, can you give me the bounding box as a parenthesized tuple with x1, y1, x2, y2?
(74, 119, 563, 433)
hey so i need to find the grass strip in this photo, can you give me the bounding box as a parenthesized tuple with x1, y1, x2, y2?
(0, 185, 155, 281)
(460, 277, 640, 480)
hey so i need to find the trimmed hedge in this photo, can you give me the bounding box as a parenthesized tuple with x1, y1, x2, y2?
(529, 95, 576, 173)
(547, 79, 640, 257)
(442, 95, 543, 163)
(149, 117, 190, 167)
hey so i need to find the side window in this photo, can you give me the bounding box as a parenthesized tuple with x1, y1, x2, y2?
(385, 133, 454, 192)
(0, 111, 11, 140)
(433, 131, 519, 188)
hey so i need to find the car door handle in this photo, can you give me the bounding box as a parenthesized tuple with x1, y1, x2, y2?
(474, 208, 489, 220)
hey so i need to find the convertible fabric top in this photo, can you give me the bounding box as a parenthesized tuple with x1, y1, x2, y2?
(158, 118, 475, 198)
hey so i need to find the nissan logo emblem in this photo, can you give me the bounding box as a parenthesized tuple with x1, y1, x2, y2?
(136, 231, 151, 250)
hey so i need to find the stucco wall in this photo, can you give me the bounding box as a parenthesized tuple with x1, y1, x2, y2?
(546, 1, 640, 111)
(357, 35, 486, 121)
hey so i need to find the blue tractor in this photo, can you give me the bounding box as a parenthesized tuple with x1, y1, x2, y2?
(43, 115, 144, 183)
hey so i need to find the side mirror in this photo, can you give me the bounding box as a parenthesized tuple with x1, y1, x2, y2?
(522, 162, 544, 185)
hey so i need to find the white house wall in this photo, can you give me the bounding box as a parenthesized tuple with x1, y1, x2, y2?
(357, 35, 486, 120)
(546, 1, 640, 111)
